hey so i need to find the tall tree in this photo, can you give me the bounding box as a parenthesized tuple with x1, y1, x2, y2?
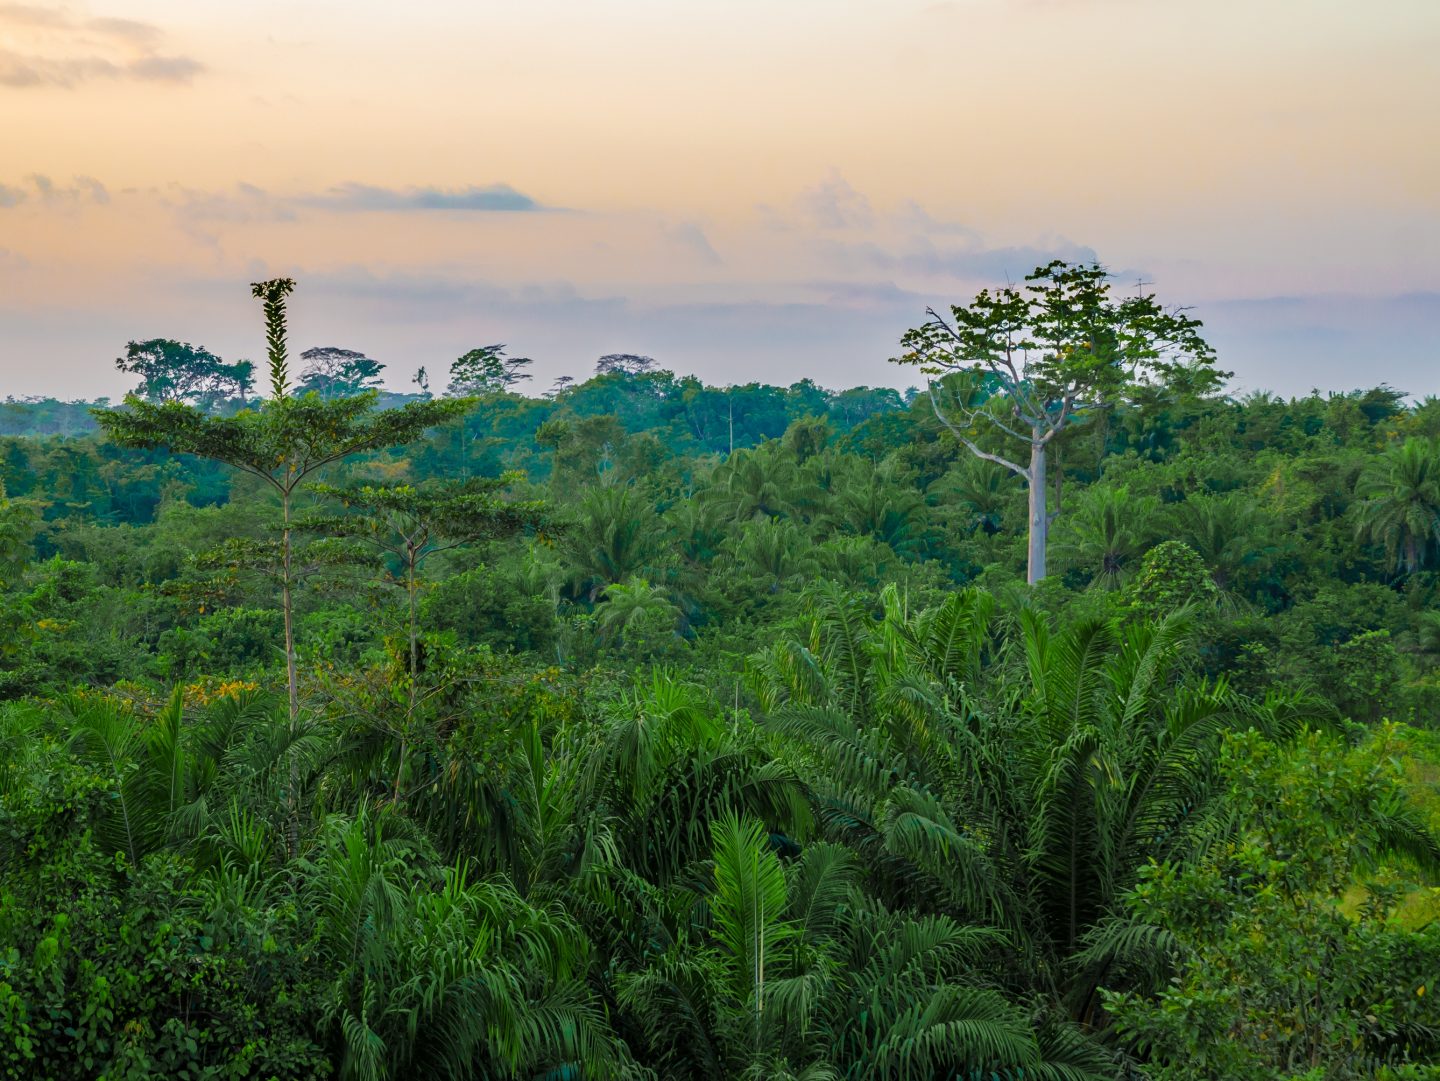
(296, 346, 386, 398)
(95, 280, 470, 825)
(304, 477, 547, 793)
(1354, 437, 1440, 575)
(448, 344, 534, 394)
(892, 261, 1222, 583)
(594, 354, 657, 377)
(116, 338, 255, 409)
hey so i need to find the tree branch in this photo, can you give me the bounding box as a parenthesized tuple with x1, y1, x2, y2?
(927, 385, 1030, 480)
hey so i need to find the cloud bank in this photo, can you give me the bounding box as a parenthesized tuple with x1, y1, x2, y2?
(298, 183, 544, 212)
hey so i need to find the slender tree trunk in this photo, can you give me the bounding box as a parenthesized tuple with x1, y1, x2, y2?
(1027, 432, 1048, 584)
(407, 550, 419, 715)
(281, 482, 300, 854)
(396, 548, 418, 803)
(282, 487, 299, 727)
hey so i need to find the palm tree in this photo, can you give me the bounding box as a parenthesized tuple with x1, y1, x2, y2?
(1170, 489, 1270, 595)
(60, 686, 326, 870)
(1354, 438, 1440, 575)
(748, 585, 1305, 1022)
(598, 577, 682, 650)
(580, 671, 811, 887)
(1054, 485, 1160, 590)
(930, 456, 1018, 534)
(1417, 610, 1440, 661)
(304, 807, 643, 1080)
(615, 813, 1111, 1080)
(823, 458, 929, 556)
(565, 485, 664, 601)
(707, 447, 807, 523)
(728, 517, 817, 594)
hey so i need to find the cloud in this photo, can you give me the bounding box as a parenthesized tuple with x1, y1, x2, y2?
(300, 182, 543, 212)
(0, 174, 109, 206)
(795, 171, 874, 231)
(125, 54, 202, 82)
(86, 15, 162, 47)
(861, 236, 1102, 280)
(33, 173, 109, 203)
(162, 182, 296, 225)
(0, 4, 67, 28)
(771, 174, 1101, 285)
(662, 221, 722, 266)
(0, 3, 203, 88)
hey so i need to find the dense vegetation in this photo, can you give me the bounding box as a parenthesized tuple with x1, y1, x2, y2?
(1, 272, 1438, 1080)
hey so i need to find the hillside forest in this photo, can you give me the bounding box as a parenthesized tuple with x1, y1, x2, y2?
(1, 266, 1438, 1080)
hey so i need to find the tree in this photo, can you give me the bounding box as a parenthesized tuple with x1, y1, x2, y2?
(1354, 437, 1440, 575)
(0, 479, 38, 590)
(1126, 540, 1218, 617)
(296, 346, 385, 399)
(1055, 484, 1161, 590)
(749, 586, 1297, 1025)
(825, 457, 928, 555)
(1104, 726, 1440, 1079)
(95, 279, 471, 824)
(305, 477, 547, 795)
(1169, 491, 1271, 595)
(707, 447, 807, 523)
(116, 338, 255, 408)
(564, 485, 662, 601)
(893, 261, 1222, 583)
(448, 344, 533, 395)
(596, 577, 681, 657)
(595, 354, 657, 377)
(617, 811, 1111, 1080)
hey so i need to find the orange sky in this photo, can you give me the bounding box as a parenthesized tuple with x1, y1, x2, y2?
(2, 0, 1437, 397)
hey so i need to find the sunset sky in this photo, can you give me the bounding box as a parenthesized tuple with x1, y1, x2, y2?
(2, 0, 1436, 399)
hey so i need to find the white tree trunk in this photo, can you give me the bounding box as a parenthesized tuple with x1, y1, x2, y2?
(1027, 433, 1047, 584)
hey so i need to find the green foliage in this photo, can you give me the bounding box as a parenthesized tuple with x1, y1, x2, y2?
(115, 338, 255, 409)
(9, 295, 1440, 1079)
(296, 347, 386, 400)
(252, 278, 294, 399)
(1126, 540, 1218, 617)
(893, 260, 1226, 581)
(597, 578, 684, 661)
(1105, 727, 1440, 1080)
(0, 481, 38, 590)
(1355, 438, 1440, 575)
(447, 344, 533, 395)
(420, 563, 556, 654)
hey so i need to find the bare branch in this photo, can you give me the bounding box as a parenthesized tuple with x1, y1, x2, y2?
(973, 407, 1034, 446)
(927, 384, 1030, 480)
(1039, 393, 1077, 445)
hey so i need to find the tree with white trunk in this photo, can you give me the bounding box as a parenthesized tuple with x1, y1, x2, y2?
(893, 260, 1223, 584)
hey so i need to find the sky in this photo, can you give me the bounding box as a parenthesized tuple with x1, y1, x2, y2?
(1, 0, 1437, 400)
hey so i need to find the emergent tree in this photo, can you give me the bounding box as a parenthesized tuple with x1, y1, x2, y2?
(116, 338, 255, 409)
(448, 345, 534, 395)
(96, 279, 470, 735)
(892, 261, 1222, 583)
